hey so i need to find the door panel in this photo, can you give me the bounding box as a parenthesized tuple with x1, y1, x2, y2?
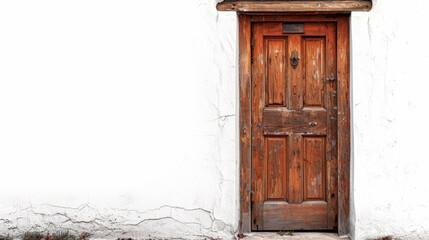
(266, 38, 287, 107)
(303, 136, 326, 201)
(303, 37, 325, 107)
(265, 136, 287, 201)
(251, 22, 338, 230)
(263, 202, 328, 230)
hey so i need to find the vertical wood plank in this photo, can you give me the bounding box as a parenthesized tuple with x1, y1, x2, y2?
(326, 22, 339, 229)
(238, 14, 252, 233)
(337, 15, 351, 236)
(287, 35, 303, 110)
(251, 22, 265, 231)
(287, 134, 303, 203)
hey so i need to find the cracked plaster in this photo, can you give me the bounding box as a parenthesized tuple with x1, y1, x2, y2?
(0, 204, 234, 239)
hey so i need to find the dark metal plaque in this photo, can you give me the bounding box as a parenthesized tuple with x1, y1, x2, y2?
(282, 23, 304, 34)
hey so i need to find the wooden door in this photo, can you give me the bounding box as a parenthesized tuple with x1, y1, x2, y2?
(251, 21, 338, 230)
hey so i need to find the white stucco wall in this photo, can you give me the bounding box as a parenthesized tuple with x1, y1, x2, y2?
(351, 0, 429, 239)
(0, 0, 238, 239)
(1, 0, 429, 239)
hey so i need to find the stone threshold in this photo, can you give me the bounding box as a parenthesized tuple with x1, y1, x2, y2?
(243, 232, 350, 240)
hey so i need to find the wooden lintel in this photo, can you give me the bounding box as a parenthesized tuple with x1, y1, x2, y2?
(217, 1, 372, 12)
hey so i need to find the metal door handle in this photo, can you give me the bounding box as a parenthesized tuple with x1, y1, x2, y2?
(326, 72, 335, 81)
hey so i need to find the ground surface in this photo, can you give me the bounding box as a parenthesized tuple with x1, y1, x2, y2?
(244, 232, 349, 240)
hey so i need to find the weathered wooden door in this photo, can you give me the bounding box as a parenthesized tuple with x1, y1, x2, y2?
(251, 21, 338, 230)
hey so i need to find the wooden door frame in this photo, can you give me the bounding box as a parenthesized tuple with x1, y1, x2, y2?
(238, 13, 351, 235)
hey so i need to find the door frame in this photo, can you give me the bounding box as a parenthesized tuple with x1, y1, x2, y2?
(238, 13, 351, 235)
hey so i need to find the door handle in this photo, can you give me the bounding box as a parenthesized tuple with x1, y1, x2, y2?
(326, 72, 335, 81)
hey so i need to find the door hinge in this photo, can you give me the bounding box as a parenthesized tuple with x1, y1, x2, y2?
(249, 189, 255, 206)
(251, 37, 255, 47)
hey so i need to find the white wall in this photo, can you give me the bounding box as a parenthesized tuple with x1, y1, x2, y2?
(351, 0, 429, 239)
(0, 0, 238, 239)
(1, 0, 429, 239)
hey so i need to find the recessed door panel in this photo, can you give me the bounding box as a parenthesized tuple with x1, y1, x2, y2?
(265, 136, 287, 201)
(304, 37, 325, 107)
(266, 38, 287, 107)
(303, 136, 326, 201)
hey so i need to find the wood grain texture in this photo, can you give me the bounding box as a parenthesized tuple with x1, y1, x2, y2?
(217, 1, 372, 12)
(263, 202, 328, 230)
(262, 108, 327, 135)
(266, 38, 287, 107)
(265, 136, 287, 200)
(337, 15, 350, 236)
(288, 134, 303, 203)
(251, 22, 265, 231)
(303, 37, 325, 107)
(250, 14, 339, 22)
(238, 14, 252, 234)
(326, 22, 338, 229)
(303, 136, 326, 200)
(288, 35, 303, 110)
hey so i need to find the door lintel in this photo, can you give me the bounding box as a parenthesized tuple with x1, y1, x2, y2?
(217, 1, 372, 12)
